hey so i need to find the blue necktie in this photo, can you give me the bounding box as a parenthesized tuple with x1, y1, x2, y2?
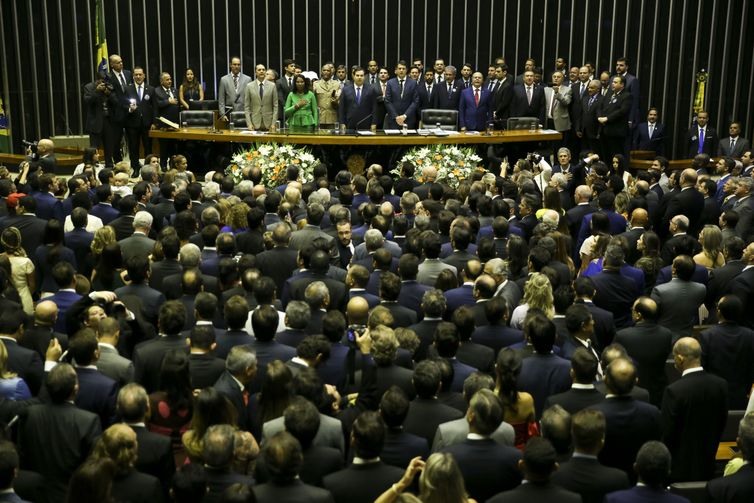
(356, 87, 361, 104)
(698, 128, 705, 154)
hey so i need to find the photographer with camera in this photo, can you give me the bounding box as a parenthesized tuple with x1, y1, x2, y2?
(83, 76, 113, 159)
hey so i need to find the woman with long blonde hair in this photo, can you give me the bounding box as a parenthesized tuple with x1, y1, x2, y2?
(375, 453, 477, 503)
(509, 272, 554, 329)
(694, 225, 725, 270)
(0, 228, 35, 314)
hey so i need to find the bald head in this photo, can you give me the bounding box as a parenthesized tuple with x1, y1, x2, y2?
(604, 357, 636, 396)
(346, 296, 369, 326)
(463, 259, 483, 282)
(422, 166, 437, 182)
(474, 274, 497, 300)
(35, 300, 58, 326)
(37, 138, 55, 155)
(630, 208, 649, 227)
(575, 185, 591, 202)
(680, 168, 698, 187)
(673, 337, 702, 371)
(632, 296, 658, 322)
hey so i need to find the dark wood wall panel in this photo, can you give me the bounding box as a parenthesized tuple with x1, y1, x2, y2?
(1, 0, 752, 158)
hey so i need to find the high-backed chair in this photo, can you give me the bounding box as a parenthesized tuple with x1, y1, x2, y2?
(420, 109, 459, 130)
(230, 111, 248, 129)
(179, 110, 215, 127)
(507, 116, 540, 130)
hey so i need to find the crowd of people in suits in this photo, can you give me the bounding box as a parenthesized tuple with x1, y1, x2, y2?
(0, 51, 745, 503)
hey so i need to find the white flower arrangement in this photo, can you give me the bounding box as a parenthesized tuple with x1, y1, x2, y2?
(391, 144, 484, 188)
(225, 143, 321, 187)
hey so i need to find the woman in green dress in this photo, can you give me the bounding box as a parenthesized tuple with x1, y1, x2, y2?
(284, 74, 318, 130)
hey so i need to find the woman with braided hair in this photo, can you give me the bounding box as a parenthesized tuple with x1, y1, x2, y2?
(0, 227, 35, 314)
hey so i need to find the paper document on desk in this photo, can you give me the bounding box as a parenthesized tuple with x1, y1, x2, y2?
(464, 130, 480, 135)
(383, 129, 401, 135)
(157, 117, 180, 130)
(357, 130, 376, 135)
(539, 129, 559, 134)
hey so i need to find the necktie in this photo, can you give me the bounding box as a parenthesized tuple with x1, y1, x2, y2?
(588, 95, 596, 109)
(581, 83, 586, 96)
(288, 77, 292, 88)
(427, 84, 432, 95)
(399, 79, 404, 97)
(371, 75, 376, 84)
(465, 80, 470, 88)
(356, 87, 361, 103)
(731, 138, 736, 150)
(242, 389, 250, 407)
(138, 85, 143, 101)
(698, 128, 705, 154)
(488, 80, 494, 91)
(526, 86, 532, 105)
(649, 124, 654, 138)
(474, 88, 479, 106)
(119, 73, 127, 90)
(259, 82, 264, 99)
(233, 74, 238, 91)
(448, 84, 452, 97)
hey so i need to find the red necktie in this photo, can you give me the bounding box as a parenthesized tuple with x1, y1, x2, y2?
(243, 390, 250, 406)
(474, 88, 479, 106)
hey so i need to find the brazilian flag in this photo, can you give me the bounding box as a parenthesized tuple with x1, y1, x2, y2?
(0, 95, 9, 153)
(95, 0, 108, 76)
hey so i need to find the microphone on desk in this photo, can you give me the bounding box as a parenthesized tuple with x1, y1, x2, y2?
(354, 114, 373, 135)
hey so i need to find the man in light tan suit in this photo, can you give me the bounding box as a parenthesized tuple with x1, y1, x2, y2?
(313, 63, 341, 126)
(244, 64, 279, 130)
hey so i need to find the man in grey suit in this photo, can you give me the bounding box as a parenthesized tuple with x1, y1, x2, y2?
(96, 317, 134, 386)
(545, 71, 572, 148)
(650, 255, 706, 342)
(118, 211, 156, 263)
(244, 64, 278, 131)
(718, 122, 751, 158)
(217, 57, 252, 121)
(433, 372, 514, 451)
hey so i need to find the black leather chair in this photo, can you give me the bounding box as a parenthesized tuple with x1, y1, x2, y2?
(230, 111, 248, 128)
(189, 99, 218, 111)
(669, 482, 707, 503)
(420, 109, 459, 130)
(507, 116, 540, 130)
(179, 110, 215, 127)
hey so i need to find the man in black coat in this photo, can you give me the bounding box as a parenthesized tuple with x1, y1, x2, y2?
(615, 297, 674, 406)
(125, 67, 154, 174)
(589, 246, 639, 330)
(441, 389, 521, 502)
(589, 357, 661, 480)
(18, 364, 101, 502)
(323, 411, 404, 503)
(0, 310, 43, 396)
(202, 424, 255, 500)
(132, 301, 188, 393)
(213, 345, 256, 432)
(661, 337, 728, 482)
(661, 168, 705, 237)
(379, 387, 428, 469)
(104, 54, 132, 167)
(509, 71, 546, 126)
(544, 347, 605, 414)
(254, 224, 299, 295)
(69, 330, 119, 429)
(551, 409, 630, 503)
(705, 236, 745, 319)
(730, 242, 754, 329)
(152, 72, 181, 163)
(246, 305, 296, 393)
(576, 80, 604, 155)
(596, 74, 632, 160)
(0, 196, 48, 258)
(187, 326, 226, 390)
(117, 383, 175, 492)
(698, 295, 754, 409)
(402, 360, 464, 445)
(488, 437, 581, 503)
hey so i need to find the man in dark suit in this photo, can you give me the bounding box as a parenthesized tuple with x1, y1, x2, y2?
(573, 277, 617, 351)
(254, 224, 299, 294)
(718, 121, 751, 158)
(604, 441, 689, 503)
(589, 358, 661, 479)
(597, 74, 632, 160)
(408, 290, 446, 361)
(18, 364, 101, 502)
(149, 235, 182, 294)
(117, 383, 175, 488)
(31, 173, 63, 222)
(662, 168, 705, 237)
(730, 242, 754, 329)
(379, 272, 418, 327)
(488, 437, 581, 503)
(152, 72, 181, 163)
(253, 431, 334, 503)
(0, 311, 43, 396)
(338, 67, 378, 130)
(458, 72, 493, 132)
(69, 330, 119, 428)
(383, 60, 420, 129)
(90, 184, 120, 224)
(615, 297, 674, 406)
(566, 185, 597, 242)
(104, 54, 132, 167)
(415, 69, 437, 122)
(431, 66, 463, 111)
(0, 196, 47, 257)
(661, 337, 728, 482)
(323, 411, 405, 503)
(698, 295, 754, 409)
(575, 80, 604, 154)
(125, 67, 154, 174)
(283, 249, 347, 312)
(517, 311, 572, 418)
(589, 245, 639, 330)
(403, 360, 464, 445)
(686, 110, 718, 158)
(397, 254, 432, 315)
(19, 300, 69, 361)
(706, 237, 746, 317)
(115, 255, 165, 326)
(83, 76, 111, 154)
(705, 411, 754, 503)
(509, 70, 546, 126)
(441, 389, 522, 502)
(551, 409, 630, 503)
(118, 210, 156, 263)
(64, 208, 95, 268)
(619, 208, 650, 265)
(544, 347, 605, 414)
(246, 305, 296, 393)
(214, 345, 256, 431)
(132, 301, 188, 393)
(202, 424, 255, 500)
(379, 386, 429, 468)
(651, 255, 706, 341)
(632, 107, 666, 155)
(187, 326, 225, 390)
